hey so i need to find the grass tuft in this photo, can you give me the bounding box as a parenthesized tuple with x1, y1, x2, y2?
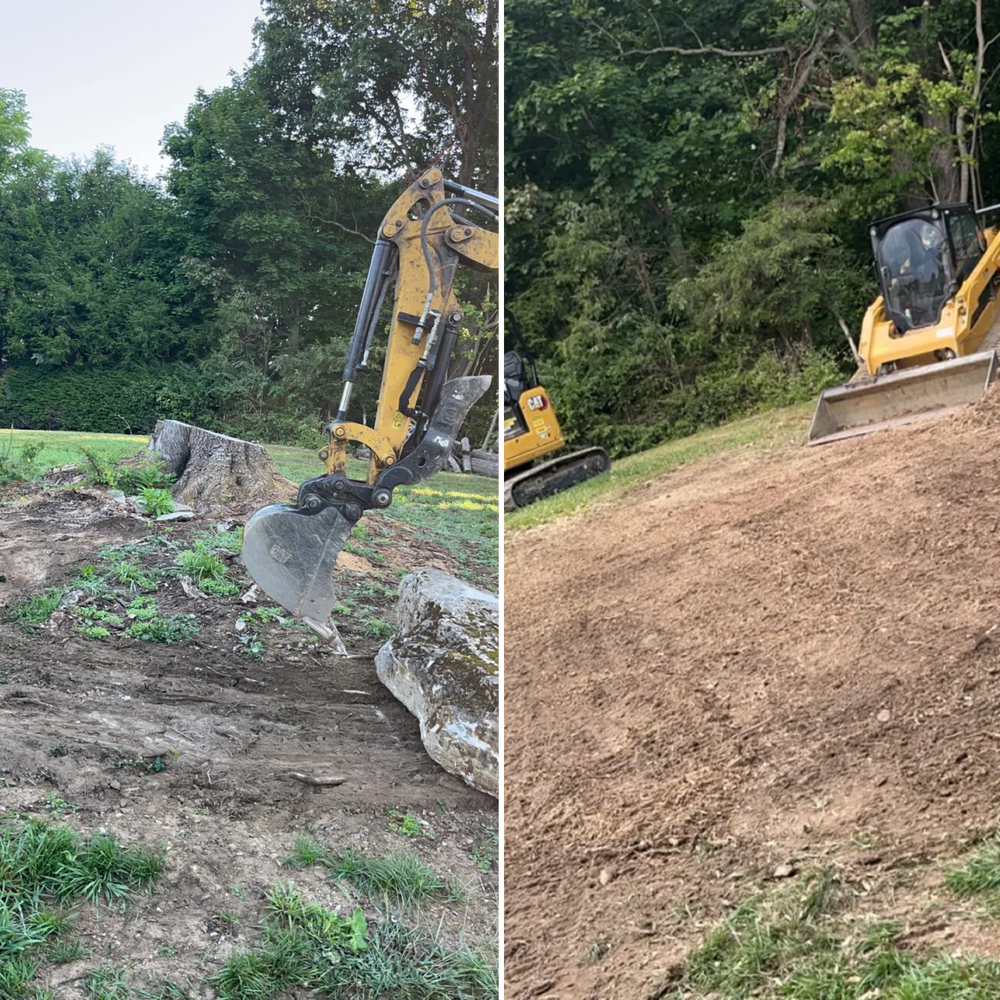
(326, 848, 448, 904)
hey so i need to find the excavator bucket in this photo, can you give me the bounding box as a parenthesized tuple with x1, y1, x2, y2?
(807, 351, 999, 446)
(241, 502, 354, 645)
(240, 375, 493, 644)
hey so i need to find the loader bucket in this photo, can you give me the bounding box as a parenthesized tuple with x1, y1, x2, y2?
(807, 351, 999, 446)
(241, 501, 354, 639)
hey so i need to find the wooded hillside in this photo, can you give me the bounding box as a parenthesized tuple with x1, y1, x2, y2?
(505, 0, 1000, 456)
(0, 0, 498, 447)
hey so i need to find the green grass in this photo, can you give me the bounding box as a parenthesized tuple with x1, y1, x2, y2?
(946, 833, 1000, 910)
(0, 429, 146, 476)
(12, 588, 64, 626)
(648, 869, 1000, 999)
(283, 838, 454, 907)
(0, 816, 164, 996)
(327, 849, 449, 905)
(205, 883, 495, 1000)
(506, 403, 813, 531)
(176, 540, 238, 595)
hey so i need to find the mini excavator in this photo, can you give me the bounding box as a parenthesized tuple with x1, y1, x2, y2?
(809, 201, 1000, 445)
(503, 310, 610, 512)
(241, 169, 498, 640)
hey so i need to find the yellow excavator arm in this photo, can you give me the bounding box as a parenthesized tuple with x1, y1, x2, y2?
(241, 169, 499, 640)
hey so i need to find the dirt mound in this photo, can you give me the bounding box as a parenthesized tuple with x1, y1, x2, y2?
(957, 377, 1000, 429)
(503, 407, 1000, 998)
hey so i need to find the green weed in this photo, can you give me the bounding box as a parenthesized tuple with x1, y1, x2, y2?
(76, 625, 111, 640)
(204, 527, 244, 553)
(77, 445, 120, 487)
(177, 541, 235, 590)
(387, 810, 426, 838)
(126, 595, 158, 620)
(126, 614, 199, 644)
(13, 588, 64, 626)
(140, 488, 175, 517)
(471, 825, 499, 872)
(283, 836, 328, 869)
(109, 558, 157, 592)
(363, 617, 395, 640)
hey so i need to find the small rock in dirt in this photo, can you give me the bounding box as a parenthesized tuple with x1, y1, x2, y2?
(57, 590, 84, 610)
(877, 709, 891, 723)
(156, 510, 196, 522)
(773, 862, 797, 879)
(529, 983, 556, 997)
(599, 867, 614, 886)
(240, 584, 260, 604)
(180, 576, 207, 600)
(107, 489, 128, 505)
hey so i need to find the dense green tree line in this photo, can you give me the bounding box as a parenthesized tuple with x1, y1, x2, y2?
(0, 0, 498, 446)
(506, 0, 1000, 456)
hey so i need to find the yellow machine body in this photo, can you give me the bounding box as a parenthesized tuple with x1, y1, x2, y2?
(503, 386, 566, 471)
(502, 331, 611, 511)
(858, 224, 1000, 376)
(809, 205, 1000, 445)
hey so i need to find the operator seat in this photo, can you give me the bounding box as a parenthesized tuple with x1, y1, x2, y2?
(504, 351, 527, 405)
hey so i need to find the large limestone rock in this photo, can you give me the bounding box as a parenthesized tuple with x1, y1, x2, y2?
(376, 568, 498, 797)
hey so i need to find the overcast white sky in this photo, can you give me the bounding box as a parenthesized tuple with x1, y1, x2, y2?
(1, 0, 264, 179)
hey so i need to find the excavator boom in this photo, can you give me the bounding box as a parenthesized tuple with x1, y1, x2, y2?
(241, 170, 498, 639)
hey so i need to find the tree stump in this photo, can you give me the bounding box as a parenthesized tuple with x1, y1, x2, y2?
(147, 420, 289, 507)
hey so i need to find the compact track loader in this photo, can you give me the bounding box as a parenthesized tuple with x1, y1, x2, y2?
(809, 202, 1000, 445)
(503, 310, 610, 512)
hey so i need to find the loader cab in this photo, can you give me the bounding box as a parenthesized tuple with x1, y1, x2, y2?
(872, 204, 985, 334)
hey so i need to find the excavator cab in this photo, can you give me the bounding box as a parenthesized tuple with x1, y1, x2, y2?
(503, 351, 527, 442)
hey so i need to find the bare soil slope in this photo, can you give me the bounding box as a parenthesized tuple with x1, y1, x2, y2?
(504, 391, 1000, 999)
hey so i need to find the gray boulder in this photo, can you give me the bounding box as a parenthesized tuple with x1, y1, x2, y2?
(376, 568, 498, 797)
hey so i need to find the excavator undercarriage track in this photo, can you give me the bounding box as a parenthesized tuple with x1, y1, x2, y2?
(504, 447, 611, 512)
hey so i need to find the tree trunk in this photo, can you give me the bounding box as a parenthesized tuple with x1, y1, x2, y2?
(147, 420, 290, 507)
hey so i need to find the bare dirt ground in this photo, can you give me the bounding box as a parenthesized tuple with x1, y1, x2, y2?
(0, 482, 497, 992)
(503, 389, 1000, 998)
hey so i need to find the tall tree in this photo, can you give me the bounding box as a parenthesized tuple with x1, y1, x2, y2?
(252, 0, 499, 187)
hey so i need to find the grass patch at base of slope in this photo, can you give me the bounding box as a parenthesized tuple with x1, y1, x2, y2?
(0, 429, 147, 476)
(506, 402, 814, 532)
(647, 866, 1000, 999)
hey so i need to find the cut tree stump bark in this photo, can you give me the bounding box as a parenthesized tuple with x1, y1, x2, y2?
(147, 420, 290, 507)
